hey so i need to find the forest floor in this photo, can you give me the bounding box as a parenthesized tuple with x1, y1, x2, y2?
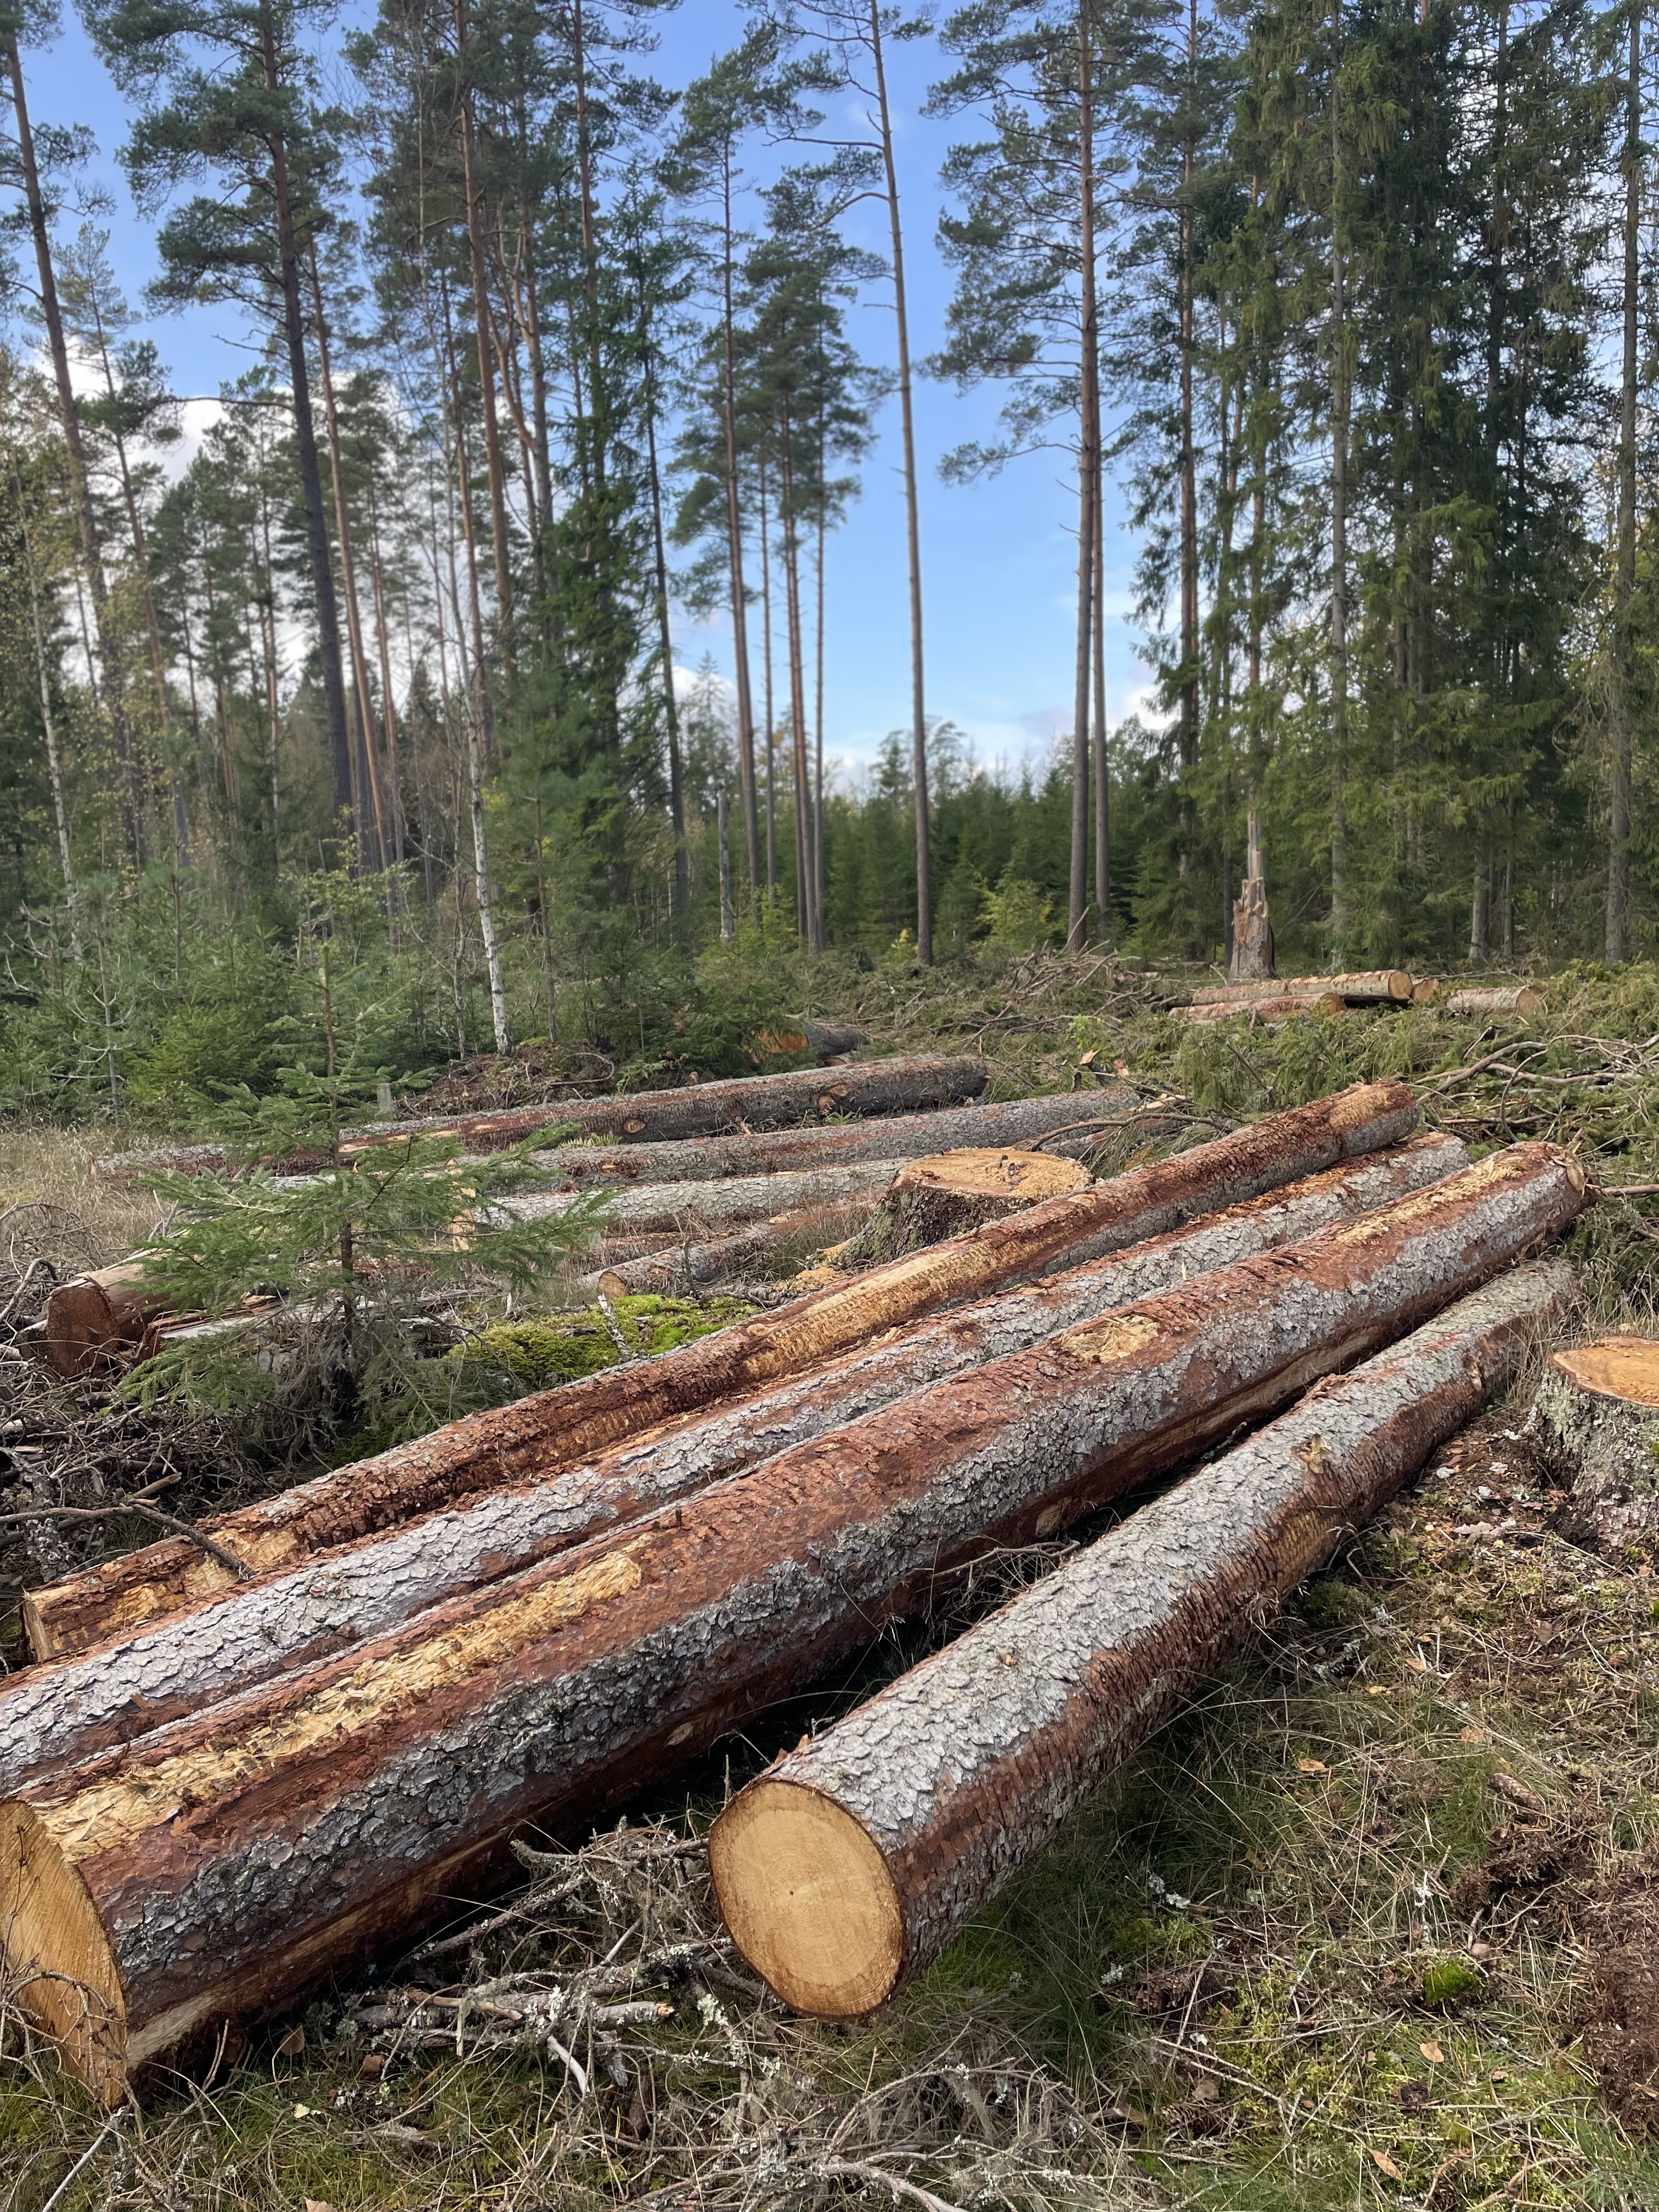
(4, 953, 1659, 2209)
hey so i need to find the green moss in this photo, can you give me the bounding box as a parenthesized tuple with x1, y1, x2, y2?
(466, 1295, 756, 1391)
(1297, 1576, 1373, 1630)
(1419, 1955, 1485, 2008)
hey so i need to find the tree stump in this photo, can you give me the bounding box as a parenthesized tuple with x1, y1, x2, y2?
(1229, 810, 1273, 981)
(838, 1149, 1090, 1268)
(1536, 1339, 1659, 1549)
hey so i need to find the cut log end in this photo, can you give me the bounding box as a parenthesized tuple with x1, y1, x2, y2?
(709, 1779, 902, 2019)
(1548, 1338, 1659, 1408)
(0, 1799, 126, 2106)
(839, 1148, 1090, 1269)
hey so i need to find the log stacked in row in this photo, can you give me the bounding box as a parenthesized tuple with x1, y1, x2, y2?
(0, 1079, 1589, 2104)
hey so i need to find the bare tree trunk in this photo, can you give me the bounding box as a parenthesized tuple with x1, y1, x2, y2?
(720, 145, 762, 907)
(718, 789, 734, 938)
(257, 19, 353, 833)
(14, 487, 77, 922)
(4, 36, 143, 866)
(780, 408, 819, 950)
(1329, 0, 1350, 967)
(868, 0, 930, 962)
(308, 251, 387, 867)
(454, 0, 515, 673)
(1608, 1, 1640, 962)
(1069, 0, 1099, 952)
(642, 325, 689, 924)
(1092, 376, 1109, 939)
(760, 452, 777, 896)
(365, 481, 407, 873)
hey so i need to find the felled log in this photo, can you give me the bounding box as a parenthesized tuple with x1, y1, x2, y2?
(41, 1263, 173, 1378)
(709, 1260, 1574, 2018)
(1412, 977, 1442, 1003)
(524, 1087, 1141, 1190)
(1534, 1338, 1659, 1549)
(99, 1054, 991, 1180)
(0, 1137, 1470, 1793)
(575, 1198, 883, 1299)
(505, 1161, 896, 1239)
(22, 1081, 1421, 1661)
(1190, 970, 1411, 1008)
(1179, 993, 1345, 1026)
(1442, 985, 1544, 1019)
(837, 1150, 1090, 1268)
(748, 1020, 867, 1062)
(0, 1148, 1581, 2100)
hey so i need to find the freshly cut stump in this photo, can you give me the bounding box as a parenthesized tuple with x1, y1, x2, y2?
(710, 1261, 1574, 2019)
(1443, 985, 1543, 1019)
(0, 1148, 1581, 2101)
(43, 1263, 173, 1378)
(1536, 1339, 1659, 1549)
(839, 1149, 1090, 1267)
(24, 1081, 1420, 1661)
(1179, 994, 1345, 1027)
(0, 1139, 1469, 1793)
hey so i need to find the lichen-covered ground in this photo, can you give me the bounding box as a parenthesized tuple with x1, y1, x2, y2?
(5, 953, 1659, 2208)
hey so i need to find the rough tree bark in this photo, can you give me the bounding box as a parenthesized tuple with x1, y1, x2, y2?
(103, 1056, 992, 1179)
(1178, 995, 1345, 1028)
(1534, 1338, 1659, 1549)
(1191, 971, 1410, 1007)
(1229, 811, 1273, 981)
(0, 1136, 1466, 1792)
(575, 1196, 884, 1299)
(838, 1151, 1088, 1268)
(43, 1265, 172, 1379)
(0, 1147, 1581, 2101)
(505, 1162, 898, 1238)
(710, 1261, 1573, 2018)
(29, 1083, 1419, 1659)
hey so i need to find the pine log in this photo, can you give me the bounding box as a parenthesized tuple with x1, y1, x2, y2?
(838, 1150, 1091, 1267)
(710, 1260, 1575, 2019)
(1534, 1338, 1659, 1549)
(522, 1088, 1141, 1190)
(99, 1054, 991, 1180)
(1412, 978, 1442, 1004)
(505, 1161, 896, 1238)
(748, 1020, 867, 1061)
(43, 1263, 174, 1379)
(0, 1144, 1583, 2102)
(575, 1198, 883, 1299)
(1443, 985, 1544, 1019)
(0, 1138, 1470, 1795)
(1178, 994, 1345, 1027)
(1190, 970, 1411, 1007)
(23, 1081, 1420, 1661)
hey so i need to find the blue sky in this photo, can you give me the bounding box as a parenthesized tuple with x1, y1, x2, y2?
(19, 0, 1161, 788)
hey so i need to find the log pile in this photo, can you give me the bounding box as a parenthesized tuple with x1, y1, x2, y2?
(1180, 972, 1547, 1024)
(0, 1073, 1592, 2103)
(99, 1052, 992, 1180)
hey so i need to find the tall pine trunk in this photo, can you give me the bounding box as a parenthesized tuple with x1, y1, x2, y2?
(1069, 0, 1099, 952)
(1608, 1, 1640, 962)
(868, 0, 931, 963)
(1328, 0, 1350, 968)
(642, 321, 690, 925)
(720, 146, 763, 909)
(258, 14, 353, 836)
(454, 0, 515, 674)
(5, 36, 144, 867)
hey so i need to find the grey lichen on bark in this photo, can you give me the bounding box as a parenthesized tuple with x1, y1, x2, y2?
(1535, 1339, 1659, 1550)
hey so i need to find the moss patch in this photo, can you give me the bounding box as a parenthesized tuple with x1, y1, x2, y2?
(465, 1294, 757, 1391)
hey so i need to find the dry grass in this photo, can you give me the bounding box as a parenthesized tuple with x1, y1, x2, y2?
(0, 1126, 163, 1272)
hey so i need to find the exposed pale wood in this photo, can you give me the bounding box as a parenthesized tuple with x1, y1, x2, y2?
(1443, 985, 1544, 1018)
(0, 1136, 1467, 1790)
(1536, 1336, 1659, 1548)
(839, 1149, 1090, 1267)
(1190, 970, 1410, 1007)
(1412, 977, 1442, 1004)
(506, 1161, 896, 1238)
(24, 1081, 1420, 1661)
(43, 1263, 172, 1378)
(98, 1054, 991, 1179)
(1178, 994, 1345, 1028)
(710, 1261, 1574, 2018)
(0, 1146, 1582, 2099)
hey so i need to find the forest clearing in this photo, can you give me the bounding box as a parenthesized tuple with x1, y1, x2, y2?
(6, 0, 1659, 2194)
